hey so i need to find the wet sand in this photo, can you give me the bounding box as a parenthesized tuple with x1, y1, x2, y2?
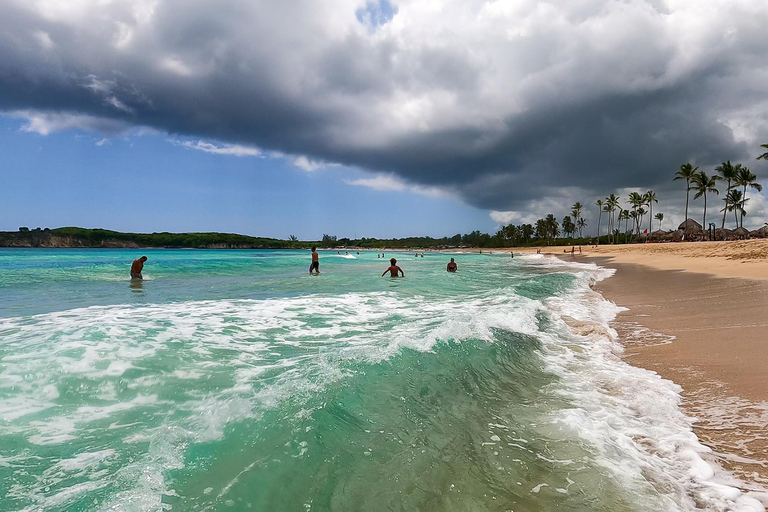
(590, 256, 768, 490)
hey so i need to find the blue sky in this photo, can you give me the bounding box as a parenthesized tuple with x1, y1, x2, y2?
(1, 0, 767, 236)
(0, 116, 496, 240)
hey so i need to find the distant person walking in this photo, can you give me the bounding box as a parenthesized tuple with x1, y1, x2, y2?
(447, 258, 457, 272)
(382, 258, 404, 277)
(309, 247, 320, 274)
(131, 256, 147, 280)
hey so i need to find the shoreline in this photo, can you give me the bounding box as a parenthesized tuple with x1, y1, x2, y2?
(442, 241, 768, 492)
(589, 256, 768, 492)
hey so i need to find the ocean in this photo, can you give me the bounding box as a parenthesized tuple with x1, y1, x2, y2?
(0, 248, 762, 511)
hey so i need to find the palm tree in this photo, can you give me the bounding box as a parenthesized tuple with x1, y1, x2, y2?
(620, 209, 630, 243)
(571, 202, 583, 236)
(544, 214, 560, 244)
(562, 215, 576, 238)
(714, 161, 737, 230)
(734, 166, 762, 228)
(577, 217, 587, 238)
(674, 163, 698, 237)
(605, 194, 620, 243)
(655, 212, 664, 231)
(628, 210, 640, 241)
(522, 224, 533, 243)
(644, 190, 658, 233)
(721, 189, 745, 229)
(594, 199, 604, 243)
(758, 143, 768, 160)
(627, 192, 644, 236)
(691, 171, 719, 231)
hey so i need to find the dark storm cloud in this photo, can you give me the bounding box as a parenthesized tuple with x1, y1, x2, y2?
(2, 0, 768, 214)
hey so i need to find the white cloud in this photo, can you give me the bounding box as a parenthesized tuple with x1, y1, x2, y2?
(345, 175, 406, 192)
(12, 110, 131, 136)
(489, 210, 540, 226)
(172, 140, 262, 157)
(32, 30, 54, 50)
(291, 155, 328, 172)
(344, 173, 453, 199)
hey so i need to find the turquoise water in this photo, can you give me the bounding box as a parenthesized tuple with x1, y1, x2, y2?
(0, 249, 761, 511)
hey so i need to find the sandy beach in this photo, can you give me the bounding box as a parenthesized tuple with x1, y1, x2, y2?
(548, 241, 768, 489)
(457, 241, 768, 489)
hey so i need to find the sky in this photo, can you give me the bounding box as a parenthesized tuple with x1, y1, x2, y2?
(2, 0, 768, 239)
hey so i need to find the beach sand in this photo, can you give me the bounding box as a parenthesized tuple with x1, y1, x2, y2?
(466, 241, 768, 489)
(592, 258, 768, 489)
(575, 241, 768, 490)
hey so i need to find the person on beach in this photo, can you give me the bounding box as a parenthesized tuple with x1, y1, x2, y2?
(309, 247, 320, 274)
(510, 251, 514, 258)
(447, 258, 457, 272)
(130, 256, 147, 280)
(571, 246, 575, 255)
(382, 258, 404, 277)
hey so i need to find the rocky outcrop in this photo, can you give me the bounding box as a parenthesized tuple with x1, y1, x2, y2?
(0, 233, 140, 248)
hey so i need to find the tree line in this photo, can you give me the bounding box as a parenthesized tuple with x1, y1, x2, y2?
(495, 143, 766, 245)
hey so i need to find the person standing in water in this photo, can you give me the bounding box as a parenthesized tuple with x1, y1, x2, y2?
(381, 258, 404, 277)
(309, 247, 320, 274)
(130, 256, 147, 280)
(447, 258, 457, 272)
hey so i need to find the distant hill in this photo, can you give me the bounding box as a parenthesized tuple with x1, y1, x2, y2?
(0, 227, 309, 249)
(0, 227, 504, 249)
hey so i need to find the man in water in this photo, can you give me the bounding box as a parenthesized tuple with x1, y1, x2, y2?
(381, 258, 404, 277)
(131, 256, 147, 280)
(309, 247, 320, 274)
(447, 258, 457, 272)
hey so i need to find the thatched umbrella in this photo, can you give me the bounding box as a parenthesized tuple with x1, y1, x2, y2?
(715, 228, 734, 241)
(733, 227, 749, 239)
(677, 218, 703, 231)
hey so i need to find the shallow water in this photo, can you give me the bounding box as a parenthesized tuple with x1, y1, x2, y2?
(0, 249, 763, 511)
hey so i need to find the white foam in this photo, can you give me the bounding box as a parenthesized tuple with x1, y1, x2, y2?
(1, 255, 764, 510)
(535, 258, 767, 511)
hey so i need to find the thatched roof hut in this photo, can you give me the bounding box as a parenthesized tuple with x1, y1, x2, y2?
(733, 227, 749, 239)
(677, 219, 703, 231)
(715, 228, 734, 241)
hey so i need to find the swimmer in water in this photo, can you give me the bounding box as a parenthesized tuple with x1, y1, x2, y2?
(130, 256, 147, 280)
(381, 258, 404, 277)
(447, 258, 457, 272)
(309, 247, 320, 274)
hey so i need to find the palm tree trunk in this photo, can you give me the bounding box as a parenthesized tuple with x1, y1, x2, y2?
(702, 193, 707, 237)
(649, 203, 653, 234)
(683, 184, 690, 240)
(597, 212, 601, 244)
(742, 185, 748, 229)
(721, 180, 730, 229)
